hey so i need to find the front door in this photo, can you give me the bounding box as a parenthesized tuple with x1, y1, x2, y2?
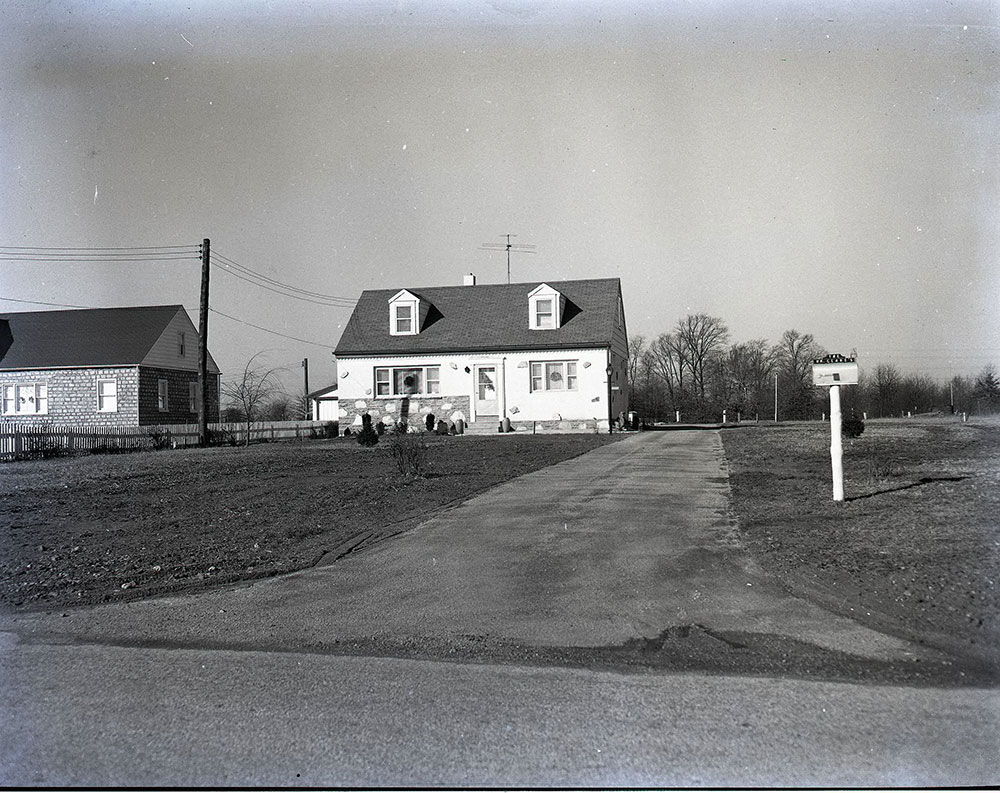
(474, 365, 498, 417)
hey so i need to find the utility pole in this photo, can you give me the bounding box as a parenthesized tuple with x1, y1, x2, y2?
(480, 234, 536, 284)
(302, 358, 310, 420)
(198, 238, 210, 446)
(773, 373, 778, 423)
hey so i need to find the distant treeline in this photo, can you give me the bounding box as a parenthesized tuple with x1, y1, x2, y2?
(628, 314, 1000, 422)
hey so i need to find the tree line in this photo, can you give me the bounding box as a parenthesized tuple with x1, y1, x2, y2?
(628, 313, 1000, 422)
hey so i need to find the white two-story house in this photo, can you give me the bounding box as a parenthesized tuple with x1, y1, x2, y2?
(334, 275, 628, 433)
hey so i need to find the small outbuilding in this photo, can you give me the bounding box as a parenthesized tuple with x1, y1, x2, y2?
(308, 383, 339, 421)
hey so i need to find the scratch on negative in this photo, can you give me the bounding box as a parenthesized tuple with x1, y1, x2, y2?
(180, 33, 194, 47)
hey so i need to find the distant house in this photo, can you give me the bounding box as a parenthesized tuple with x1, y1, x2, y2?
(334, 275, 628, 432)
(0, 305, 220, 427)
(308, 383, 339, 421)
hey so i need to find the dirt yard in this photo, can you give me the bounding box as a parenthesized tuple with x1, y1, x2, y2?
(0, 433, 621, 610)
(721, 416, 1000, 665)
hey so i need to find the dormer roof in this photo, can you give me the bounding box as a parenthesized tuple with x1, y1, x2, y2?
(388, 289, 421, 303)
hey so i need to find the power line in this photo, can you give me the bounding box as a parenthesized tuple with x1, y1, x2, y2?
(210, 261, 356, 308)
(0, 244, 196, 251)
(211, 250, 356, 305)
(0, 256, 196, 263)
(0, 296, 102, 310)
(209, 308, 336, 349)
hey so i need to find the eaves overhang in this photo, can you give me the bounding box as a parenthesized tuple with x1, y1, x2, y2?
(335, 341, 612, 358)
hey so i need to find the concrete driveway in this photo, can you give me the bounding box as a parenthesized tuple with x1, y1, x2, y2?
(0, 431, 943, 670)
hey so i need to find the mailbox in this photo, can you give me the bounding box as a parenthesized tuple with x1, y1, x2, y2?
(811, 354, 859, 386)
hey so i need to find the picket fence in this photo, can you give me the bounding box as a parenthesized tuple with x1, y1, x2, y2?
(0, 420, 336, 462)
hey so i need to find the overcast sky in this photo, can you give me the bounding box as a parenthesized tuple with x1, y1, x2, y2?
(1, 0, 997, 392)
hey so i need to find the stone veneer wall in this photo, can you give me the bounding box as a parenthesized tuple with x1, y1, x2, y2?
(340, 394, 471, 430)
(337, 395, 604, 434)
(0, 366, 140, 426)
(137, 367, 220, 426)
(506, 418, 604, 433)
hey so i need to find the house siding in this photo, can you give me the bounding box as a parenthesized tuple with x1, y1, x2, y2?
(0, 366, 140, 426)
(337, 347, 616, 428)
(141, 309, 221, 374)
(137, 367, 220, 425)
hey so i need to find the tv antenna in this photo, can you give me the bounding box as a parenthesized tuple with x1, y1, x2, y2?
(480, 234, 536, 284)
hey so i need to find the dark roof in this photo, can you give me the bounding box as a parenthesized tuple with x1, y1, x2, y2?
(0, 305, 193, 369)
(336, 278, 622, 356)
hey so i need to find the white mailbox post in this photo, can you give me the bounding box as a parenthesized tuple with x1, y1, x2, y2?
(811, 354, 859, 502)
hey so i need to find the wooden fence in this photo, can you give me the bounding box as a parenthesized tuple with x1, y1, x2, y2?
(0, 420, 337, 462)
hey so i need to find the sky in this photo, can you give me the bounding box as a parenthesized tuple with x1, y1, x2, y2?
(1, 0, 997, 394)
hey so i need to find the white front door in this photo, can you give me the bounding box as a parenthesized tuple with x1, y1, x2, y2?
(474, 365, 498, 416)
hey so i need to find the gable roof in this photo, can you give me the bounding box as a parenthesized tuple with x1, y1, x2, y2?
(0, 305, 219, 372)
(336, 278, 621, 356)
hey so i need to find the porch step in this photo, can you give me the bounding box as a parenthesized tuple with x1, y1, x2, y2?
(461, 419, 503, 435)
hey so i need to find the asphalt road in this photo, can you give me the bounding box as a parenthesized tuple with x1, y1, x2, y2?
(1, 431, 997, 785)
(2, 638, 997, 788)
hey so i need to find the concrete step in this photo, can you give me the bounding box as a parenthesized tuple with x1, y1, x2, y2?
(461, 419, 502, 435)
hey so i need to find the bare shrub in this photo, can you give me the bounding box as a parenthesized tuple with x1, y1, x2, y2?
(866, 449, 897, 482)
(389, 430, 428, 478)
(148, 427, 173, 450)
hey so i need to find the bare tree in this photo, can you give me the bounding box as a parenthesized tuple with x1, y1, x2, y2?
(674, 314, 729, 402)
(221, 353, 286, 446)
(870, 362, 902, 418)
(647, 332, 685, 407)
(627, 334, 646, 402)
(725, 339, 778, 418)
(974, 363, 1000, 413)
(775, 329, 824, 419)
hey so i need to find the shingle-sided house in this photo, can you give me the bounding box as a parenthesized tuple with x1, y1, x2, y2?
(334, 276, 628, 432)
(0, 305, 220, 427)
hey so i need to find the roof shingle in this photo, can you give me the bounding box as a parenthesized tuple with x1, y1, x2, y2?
(0, 305, 199, 369)
(336, 278, 621, 356)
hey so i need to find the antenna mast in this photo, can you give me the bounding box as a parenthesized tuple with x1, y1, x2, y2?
(480, 234, 536, 283)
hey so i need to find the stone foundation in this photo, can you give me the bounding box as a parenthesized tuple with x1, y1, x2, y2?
(505, 418, 604, 434)
(339, 395, 472, 431)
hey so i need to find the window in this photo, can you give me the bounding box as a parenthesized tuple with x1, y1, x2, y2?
(374, 365, 441, 396)
(189, 382, 198, 413)
(97, 378, 118, 413)
(2, 382, 48, 415)
(394, 304, 413, 334)
(178, 332, 186, 357)
(534, 298, 554, 329)
(530, 361, 578, 392)
(528, 284, 562, 330)
(158, 379, 169, 411)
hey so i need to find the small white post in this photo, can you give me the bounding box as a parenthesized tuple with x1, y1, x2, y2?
(675, 410, 680, 423)
(829, 384, 844, 501)
(722, 410, 727, 424)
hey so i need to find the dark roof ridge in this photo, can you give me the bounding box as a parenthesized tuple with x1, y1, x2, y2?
(0, 303, 184, 318)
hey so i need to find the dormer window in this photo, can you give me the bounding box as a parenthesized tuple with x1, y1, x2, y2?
(534, 298, 554, 329)
(394, 304, 413, 334)
(528, 283, 564, 330)
(388, 289, 424, 336)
